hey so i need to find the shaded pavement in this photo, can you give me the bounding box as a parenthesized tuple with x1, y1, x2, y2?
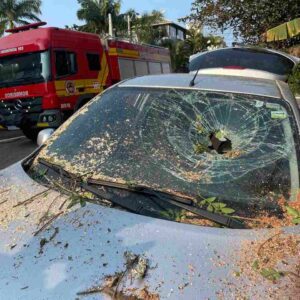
(0, 129, 36, 170)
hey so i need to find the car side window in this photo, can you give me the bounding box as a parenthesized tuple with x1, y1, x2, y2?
(86, 53, 101, 71)
(55, 50, 77, 77)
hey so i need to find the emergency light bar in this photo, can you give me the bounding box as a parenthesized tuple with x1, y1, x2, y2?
(5, 22, 47, 34)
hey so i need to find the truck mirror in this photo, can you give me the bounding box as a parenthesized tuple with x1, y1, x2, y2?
(37, 128, 54, 147)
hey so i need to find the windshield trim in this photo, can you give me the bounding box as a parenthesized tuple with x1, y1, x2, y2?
(117, 84, 282, 99)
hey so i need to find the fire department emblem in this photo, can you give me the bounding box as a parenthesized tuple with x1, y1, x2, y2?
(65, 81, 76, 94)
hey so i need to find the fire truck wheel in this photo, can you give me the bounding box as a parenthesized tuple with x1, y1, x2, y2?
(76, 98, 92, 111)
(21, 127, 40, 142)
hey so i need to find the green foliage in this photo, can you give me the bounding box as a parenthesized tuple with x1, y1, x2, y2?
(194, 143, 209, 154)
(132, 10, 165, 44)
(288, 63, 300, 96)
(260, 268, 284, 281)
(198, 197, 235, 215)
(252, 260, 259, 271)
(74, 2, 225, 72)
(76, 0, 122, 35)
(252, 260, 285, 281)
(285, 205, 300, 224)
(32, 168, 48, 180)
(160, 209, 187, 222)
(180, 0, 300, 43)
(194, 114, 207, 134)
(0, 0, 41, 36)
(160, 29, 225, 72)
(215, 130, 226, 140)
(67, 195, 86, 209)
(125, 180, 136, 188)
(185, 28, 225, 55)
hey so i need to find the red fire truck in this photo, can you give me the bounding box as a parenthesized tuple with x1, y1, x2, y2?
(0, 22, 171, 140)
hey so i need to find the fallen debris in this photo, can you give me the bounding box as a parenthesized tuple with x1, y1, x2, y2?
(231, 231, 300, 298)
(34, 212, 63, 236)
(0, 199, 8, 205)
(13, 189, 51, 207)
(38, 227, 59, 254)
(77, 252, 158, 299)
(0, 188, 11, 195)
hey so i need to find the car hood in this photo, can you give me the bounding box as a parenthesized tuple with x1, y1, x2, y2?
(0, 162, 299, 299)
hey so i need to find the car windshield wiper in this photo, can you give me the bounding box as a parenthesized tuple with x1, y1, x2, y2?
(37, 157, 80, 180)
(83, 178, 246, 229)
(34, 161, 245, 229)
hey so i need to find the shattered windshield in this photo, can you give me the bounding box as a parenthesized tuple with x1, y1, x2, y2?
(37, 87, 299, 213)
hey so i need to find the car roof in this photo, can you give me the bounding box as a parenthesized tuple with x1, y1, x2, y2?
(118, 74, 282, 99)
(189, 46, 300, 64)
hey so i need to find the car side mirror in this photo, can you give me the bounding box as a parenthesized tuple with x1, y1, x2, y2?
(37, 128, 54, 147)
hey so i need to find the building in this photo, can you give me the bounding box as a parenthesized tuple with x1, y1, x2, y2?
(151, 21, 187, 41)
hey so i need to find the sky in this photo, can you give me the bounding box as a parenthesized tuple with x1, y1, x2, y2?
(41, 0, 235, 45)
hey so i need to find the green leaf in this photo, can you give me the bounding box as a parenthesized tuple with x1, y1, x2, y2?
(195, 124, 204, 133)
(80, 199, 86, 207)
(199, 199, 207, 206)
(67, 195, 80, 209)
(292, 217, 300, 224)
(207, 204, 214, 212)
(205, 197, 216, 203)
(285, 206, 300, 218)
(221, 207, 235, 214)
(211, 203, 220, 209)
(233, 271, 241, 277)
(252, 260, 259, 271)
(215, 130, 224, 140)
(260, 268, 283, 281)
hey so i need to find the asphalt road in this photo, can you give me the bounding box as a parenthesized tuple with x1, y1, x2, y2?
(0, 129, 37, 170)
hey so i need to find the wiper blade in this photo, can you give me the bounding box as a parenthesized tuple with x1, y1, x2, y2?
(87, 178, 193, 204)
(38, 158, 78, 180)
(85, 178, 246, 229)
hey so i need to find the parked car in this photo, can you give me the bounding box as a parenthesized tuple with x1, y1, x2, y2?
(189, 46, 299, 81)
(0, 74, 299, 299)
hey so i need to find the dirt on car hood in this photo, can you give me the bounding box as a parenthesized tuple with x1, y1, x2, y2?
(0, 162, 299, 299)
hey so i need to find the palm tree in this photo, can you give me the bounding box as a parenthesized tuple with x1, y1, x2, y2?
(77, 0, 121, 35)
(0, 0, 42, 36)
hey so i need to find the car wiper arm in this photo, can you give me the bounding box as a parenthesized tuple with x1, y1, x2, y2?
(85, 178, 246, 229)
(38, 158, 79, 180)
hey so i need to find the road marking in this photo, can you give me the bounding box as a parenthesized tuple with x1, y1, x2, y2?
(0, 136, 26, 144)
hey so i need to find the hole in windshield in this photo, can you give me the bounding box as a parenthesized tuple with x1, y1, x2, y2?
(193, 127, 233, 155)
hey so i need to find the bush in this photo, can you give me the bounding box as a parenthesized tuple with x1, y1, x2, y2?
(288, 63, 300, 95)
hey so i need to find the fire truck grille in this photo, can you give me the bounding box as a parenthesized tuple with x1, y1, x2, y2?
(0, 97, 42, 115)
(0, 97, 42, 126)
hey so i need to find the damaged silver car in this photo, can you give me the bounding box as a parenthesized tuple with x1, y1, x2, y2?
(0, 74, 299, 299)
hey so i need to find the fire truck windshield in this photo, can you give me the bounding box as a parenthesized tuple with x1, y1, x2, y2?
(0, 50, 51, 88)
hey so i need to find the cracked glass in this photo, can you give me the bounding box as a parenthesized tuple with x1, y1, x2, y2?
(39, 87, 300, 213)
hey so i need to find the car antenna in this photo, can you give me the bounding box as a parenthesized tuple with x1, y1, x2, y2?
(189, 68, 200, 87)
